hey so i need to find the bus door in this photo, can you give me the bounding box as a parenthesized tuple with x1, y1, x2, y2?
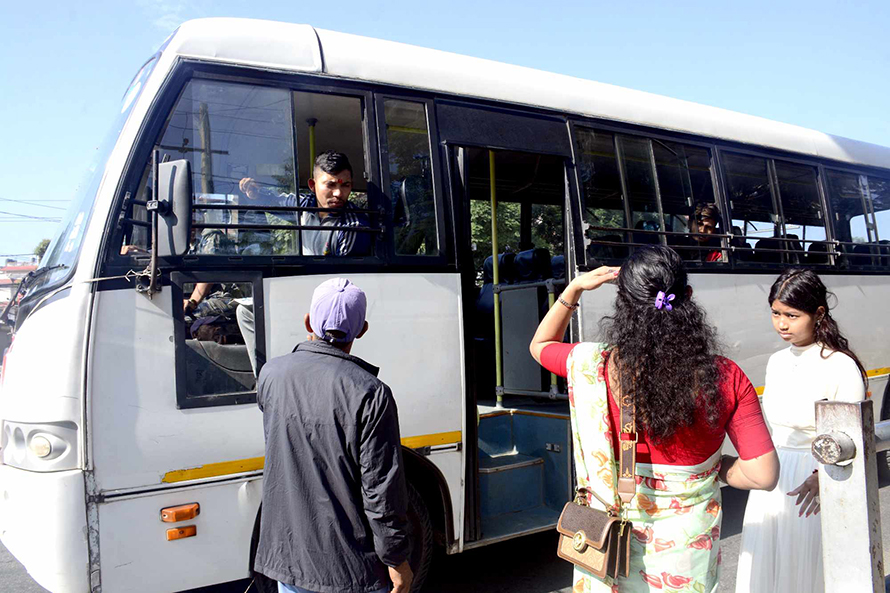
(437, 101, 579, 547)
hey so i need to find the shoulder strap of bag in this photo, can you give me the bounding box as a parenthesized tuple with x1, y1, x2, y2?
(616, 388, 637, 506)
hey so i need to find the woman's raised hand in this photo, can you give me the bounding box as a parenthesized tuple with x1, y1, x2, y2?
(569, 266, 620, 292)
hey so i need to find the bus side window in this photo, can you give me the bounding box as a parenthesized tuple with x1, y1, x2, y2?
(576, 128, 628, 261)
(651, 141, 721, 263)
(722, 152, 781, 265)
(173, 275, 265, 408)
(381, 99, 439, 256)
(774, 160, 824, 265)
(825, 169, 870, 266)
(865, 175, 890, 267)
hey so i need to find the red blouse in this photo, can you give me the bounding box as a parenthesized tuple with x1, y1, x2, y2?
(541, 343, 774, 465)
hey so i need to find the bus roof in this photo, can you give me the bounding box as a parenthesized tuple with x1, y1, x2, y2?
(166, 17, 890, 171)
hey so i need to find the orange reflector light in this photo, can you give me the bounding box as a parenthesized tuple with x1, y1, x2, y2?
(166, 525, 197, 541)
(160, 503, 200, 523)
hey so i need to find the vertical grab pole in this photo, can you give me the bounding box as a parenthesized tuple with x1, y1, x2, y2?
(307, 118, 318, 169)
(547, 285, 558, 396)
(489, 150, 504, 408)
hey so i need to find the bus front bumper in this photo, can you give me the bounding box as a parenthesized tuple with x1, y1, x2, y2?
(0, 465, 90, 593)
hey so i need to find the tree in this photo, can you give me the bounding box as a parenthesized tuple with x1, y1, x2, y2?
(34, 238, 51, 260)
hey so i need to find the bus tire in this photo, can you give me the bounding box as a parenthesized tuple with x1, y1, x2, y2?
(249, 508, 277, 593)
(406, 482, 434, 592)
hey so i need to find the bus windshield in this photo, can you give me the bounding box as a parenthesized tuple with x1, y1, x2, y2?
(27, 55, 158, 296)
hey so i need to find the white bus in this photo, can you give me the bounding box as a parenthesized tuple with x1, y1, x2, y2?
(2, 17, 889, 593)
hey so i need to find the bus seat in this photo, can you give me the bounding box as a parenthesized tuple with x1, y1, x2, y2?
(394, 175, 435, 255)
(879, 240, 890, 267)
(513, 248, 551, 283)
(730, 232, 753, 262)
(482, 252, 517, 285)
(782, 234, 803, 265)
(551, 255, 565, 279)
(807, 241, 830, 265)
(753, 237, 783, 264)
(184, 340, 255, 396)
(851, 243, 873, 265)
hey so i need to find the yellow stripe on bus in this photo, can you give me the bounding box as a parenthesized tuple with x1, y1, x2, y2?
(400, 430, 462, 449)
(160, 431, 462, 483)
(162, 456, 265, 483)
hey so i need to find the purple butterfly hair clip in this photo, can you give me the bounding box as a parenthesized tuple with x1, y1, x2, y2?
(654, 291, 675, 311)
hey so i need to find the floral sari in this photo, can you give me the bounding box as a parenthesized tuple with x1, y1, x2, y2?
(567, 343, 722, 593)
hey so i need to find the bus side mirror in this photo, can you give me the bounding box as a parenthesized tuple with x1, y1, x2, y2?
(154, 159, 192, 257)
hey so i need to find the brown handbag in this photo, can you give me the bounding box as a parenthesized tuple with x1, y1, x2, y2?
(556, 386, 637, 579)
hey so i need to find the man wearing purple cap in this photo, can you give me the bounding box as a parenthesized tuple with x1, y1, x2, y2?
(254, 278, 413, 593)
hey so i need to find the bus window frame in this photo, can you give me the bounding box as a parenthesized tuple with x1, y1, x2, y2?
(569, 120, 729, 269)
(374, 93, 449, 265)
(103, 62, 409, 273)
(819, 162, 890, 269)
(170, 270, 266, 409)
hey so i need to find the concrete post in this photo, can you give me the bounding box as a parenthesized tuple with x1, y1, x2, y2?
(813, 400, 883, 593)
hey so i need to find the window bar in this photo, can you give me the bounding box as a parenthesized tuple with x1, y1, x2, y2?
(646, 138, 668, 245)
(613, 135, 633, 252)
(489, 149, 504, 409)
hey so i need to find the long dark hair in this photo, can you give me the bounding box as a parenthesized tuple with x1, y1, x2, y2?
(768, 268, 867, 386)
(601, 246, 724, 444)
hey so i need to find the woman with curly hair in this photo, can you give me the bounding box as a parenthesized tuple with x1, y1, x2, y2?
(735, 269, 867, 593)
(530, 245, 779, 592)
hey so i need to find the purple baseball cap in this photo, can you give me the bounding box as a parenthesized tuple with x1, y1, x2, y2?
(309, 278, 367, 344)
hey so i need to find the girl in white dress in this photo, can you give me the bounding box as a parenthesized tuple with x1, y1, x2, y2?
(735, 268, 867, 593)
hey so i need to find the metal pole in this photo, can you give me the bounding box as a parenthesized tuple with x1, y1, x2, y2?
(547, 289, 558, 394)
(307, 118, 318, 170)
(489, 150, 503, 408)
(812, 400, 883, 593)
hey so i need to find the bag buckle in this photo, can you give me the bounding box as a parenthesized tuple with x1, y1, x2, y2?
(572, 530, 587, 552)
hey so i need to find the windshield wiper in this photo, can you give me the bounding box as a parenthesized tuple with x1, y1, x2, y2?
(0, 264, 68, 327)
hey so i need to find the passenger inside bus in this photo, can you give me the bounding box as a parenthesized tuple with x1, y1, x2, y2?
(238, 151, 371, 257)
(681, 202, 723, 262)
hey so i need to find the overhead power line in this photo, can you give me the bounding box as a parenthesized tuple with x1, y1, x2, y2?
(0, 209, 62, 221)
(0, 198, 67, 211)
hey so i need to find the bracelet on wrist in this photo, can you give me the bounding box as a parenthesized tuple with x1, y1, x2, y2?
(558, 296, 579, 311)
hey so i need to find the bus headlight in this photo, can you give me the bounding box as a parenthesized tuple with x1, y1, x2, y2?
(2, 421, 77, 470)
(28, 435, 52, 458)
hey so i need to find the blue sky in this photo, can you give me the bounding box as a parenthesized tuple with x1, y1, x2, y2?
(2, 0, 888, 260)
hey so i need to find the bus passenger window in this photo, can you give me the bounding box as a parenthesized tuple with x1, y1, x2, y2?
(181, 281, 257, 399)
(382, 100, 438, 256)
(576, 128, 628, 261)
(774, 161, 825, 265)
(618, 136, 662, 245)
(154, 80, 295, 257)
(290, 92, 373, 257)
(866, 175, 890, 266)
(651, 141, 721, 263)
(723, 152, 781, 264)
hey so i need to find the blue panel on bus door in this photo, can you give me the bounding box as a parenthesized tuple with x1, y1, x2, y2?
(478, 453, 543, 517)
(511, 414, 571, 510)
(478, 413, 513, 456)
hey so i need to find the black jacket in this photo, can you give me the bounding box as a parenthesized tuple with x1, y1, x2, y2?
(255, 341, 409, 592)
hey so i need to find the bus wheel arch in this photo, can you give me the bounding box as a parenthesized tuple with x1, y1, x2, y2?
(402, 446, 455, 550)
